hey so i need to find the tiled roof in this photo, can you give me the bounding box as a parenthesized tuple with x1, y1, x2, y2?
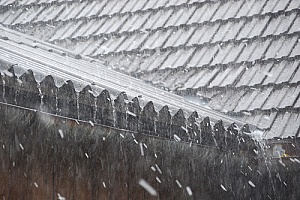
(1, 0, 300, 139)
(0, 26, 267, 161)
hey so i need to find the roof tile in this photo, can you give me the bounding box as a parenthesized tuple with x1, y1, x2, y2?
(247, 87, 273, 111)
(234, 89, 260, 112)
(119, 12, 151, 33)
(222, 20, 245, 41)
(261, 0, 279, 14)
(262, 86, 289, 110)
(281, 112, 300, 138)
(208, 67, 232, 88)
(210, 1, 231, 21)
(289, 37, 300, 57)
(236, 65, 259, 87)
(286, 0, 300, 11)
(245, 0, 266, 16)
(222, 90, 245, 112)
(266, 112, 291, 139)
(142, 29, 173, 50)
(220, 65, 245, 87)
(288, 14, 300, 34)
(274, 36, 298, 58)
(279, 85, 300, 108)
(235, 0, 256, 18)
(160, 48, 195, 70)
(142, 9, 173, 30)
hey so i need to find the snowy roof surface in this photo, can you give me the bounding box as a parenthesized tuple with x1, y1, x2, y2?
(0, 0, 299, 139)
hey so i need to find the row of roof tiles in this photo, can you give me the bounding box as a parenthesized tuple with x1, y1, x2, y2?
(2, 0, 299, 30)
(206, 85, 300, 113)
(48, 9, 299, 56)
(104, 34, 300, 75)
(45, 5, 299, 44)
(140, 59, 300, 90)
(242, 111, 300, 139)
(76, 14, 298, 56)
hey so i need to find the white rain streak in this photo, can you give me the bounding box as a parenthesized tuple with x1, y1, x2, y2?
(85, 153, 89, 158)
(103, 182, 106, 188)
(151, 166, 156, 172)
(120, 133, 125, 138)
(143, 143, 148, 148)
(126, 110, 136, 117)
(140, 143, 144, 156)
(154, 153, 158, 158)
(186, 186, 193, 196)
(220, 184, 227, 191)
(175, 179, 182, 188)
(138, 179, 158, 196)
(34, 182, 39, 188)
(181, 126, 188, 132)
(89, 120, 94, 126)
(19, 143, 24, 150)
(248, 181, 255, 188)
(58, 129, 64, 138)
(155, 164, 162, 174)
(134, 139, 138, 144)
(58, 193, 66, 200)
(156, 177, 162, 183)
(174, 134, 181, 142)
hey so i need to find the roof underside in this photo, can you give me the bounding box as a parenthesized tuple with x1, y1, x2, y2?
(0, 0, 300, 139)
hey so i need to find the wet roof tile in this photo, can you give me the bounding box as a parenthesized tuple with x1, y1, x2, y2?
(235, 0, 256, 18)
(262, 86, 289, 110)
(275, 36, 298, 58)
(142, 29, 173, 50)
(294, 95, 300, 108)
(263, 61, 286, 85)
(174, 6, 198, 26)
(281, 112, 300, 138)
(220, 65, 245, 87)
(208, 67, 232, 88)
(130, 0, 148, 12)
(288, 14, 300, 34)
(236, 65, 259, 87)
(119, 12, 150, 33)
(160, 48, 195, 70)
(261, 0, 279, 14)
(246, 0, 266, 16)
(142, 9, 174, 30)
(286, 0, 300, 11)
(172, 27, 196, 47)
(279, 85, 300, 108)
(223, 0, 245, 19)
(234, 89, 259, 112)
(86, 0, 108, 17)
(289, 38, 300, 57)
(222, 90, 245, 112)
(248, 38, 272, 61)
(222, 43, 245, 64)
(208, 91, 232, 111)
(257, 112, 278, 130)
(210, 1, 231, 21)
(247, 87, 273, 111)
(262, 13, 294, 37)
(221, 20, 245, 41)
(276, 60, 300, 84)
(187, 4, 208, 25)
(139, 51, 170, 72)
(266, 112, 291, 139)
